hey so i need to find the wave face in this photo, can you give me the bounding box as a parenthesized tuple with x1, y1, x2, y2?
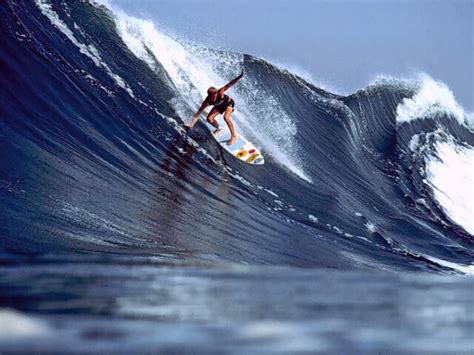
(1, 0, 473, 273)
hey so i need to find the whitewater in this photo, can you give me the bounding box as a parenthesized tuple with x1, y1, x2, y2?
(1, 0, 473, 353)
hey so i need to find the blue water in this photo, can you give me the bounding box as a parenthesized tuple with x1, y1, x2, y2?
(1, 1, 473, 353)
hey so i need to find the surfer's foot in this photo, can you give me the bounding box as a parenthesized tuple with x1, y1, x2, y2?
(213, 127, 223, 135)
(184, 123, 193, 130)
(227, 135, 237, 145)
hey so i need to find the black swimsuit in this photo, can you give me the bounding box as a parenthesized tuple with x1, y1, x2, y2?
(211, 94, 235, 114)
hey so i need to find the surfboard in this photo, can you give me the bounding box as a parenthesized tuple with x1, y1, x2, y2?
(204, 117, 264, 165)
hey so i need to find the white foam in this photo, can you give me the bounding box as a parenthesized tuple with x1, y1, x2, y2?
(308, 215, 319, 223)
(98, 3, 312, 182)
(422, 255, 474, 275)
(264, 189, 279, 198)
(425, 140, 474, 235)
(365, 74, 417, 91)
(365, 221, 377, 233)
(0, 309, 50, 339)
(396, 74, 470, 128)
(35, 0, 135, 98)
(409, 134, 421, 152)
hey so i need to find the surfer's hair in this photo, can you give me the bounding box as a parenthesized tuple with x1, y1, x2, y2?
(207, 87, 218, 95)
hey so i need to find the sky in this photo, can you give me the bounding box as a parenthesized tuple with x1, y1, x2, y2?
(111, 0, 473, 110)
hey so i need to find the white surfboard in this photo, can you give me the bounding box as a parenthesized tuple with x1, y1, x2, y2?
(204, 117, 264, 165)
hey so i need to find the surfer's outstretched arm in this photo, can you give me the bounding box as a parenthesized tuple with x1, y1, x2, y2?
(186, 100, 209, 129)
(219, 69, 244, 93)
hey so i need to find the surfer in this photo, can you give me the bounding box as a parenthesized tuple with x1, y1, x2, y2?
(185, 69, 244, 145)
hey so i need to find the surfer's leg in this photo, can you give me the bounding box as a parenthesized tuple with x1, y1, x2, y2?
(207, 108, 221, 133)
(223, 106, 236, 145)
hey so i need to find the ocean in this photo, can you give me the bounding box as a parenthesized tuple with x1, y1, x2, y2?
(1, 1, 473, 353)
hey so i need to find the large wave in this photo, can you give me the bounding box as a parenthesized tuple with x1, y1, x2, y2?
(1, 0, 473, 273)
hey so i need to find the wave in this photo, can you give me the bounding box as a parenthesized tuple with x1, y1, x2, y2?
(1, 0, 473, 273)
